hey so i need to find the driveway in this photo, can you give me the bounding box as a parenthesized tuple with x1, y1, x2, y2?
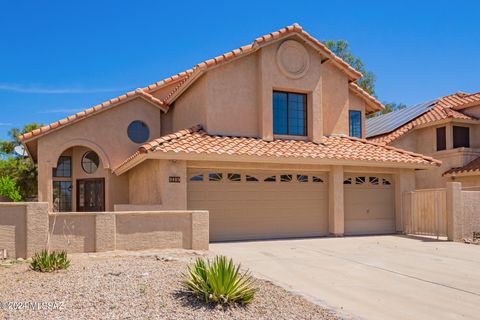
(211, 235, 480, 320)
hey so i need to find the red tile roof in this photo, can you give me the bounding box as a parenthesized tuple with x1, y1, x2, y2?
(20, 23, 381, 143)
(369, 94, 478, 145)
(19, 89, 167, 142)
(114, 125, 440, 174)
(349, 82, 384, 113)
(437, 92, 480, 110)
(444, 157, 480, 177)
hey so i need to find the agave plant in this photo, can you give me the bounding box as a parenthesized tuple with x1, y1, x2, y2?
(30, 250, 71, 272)
(184, 255, 256, 305)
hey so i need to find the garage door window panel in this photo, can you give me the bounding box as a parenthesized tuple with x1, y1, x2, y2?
(209, 173, 223, 181)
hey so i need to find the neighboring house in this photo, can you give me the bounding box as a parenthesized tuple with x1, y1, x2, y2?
(367, 92, 480, 189)
(19, 24, 440, 241)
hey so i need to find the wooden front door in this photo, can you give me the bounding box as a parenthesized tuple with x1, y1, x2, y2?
(77, 178, 105, 212)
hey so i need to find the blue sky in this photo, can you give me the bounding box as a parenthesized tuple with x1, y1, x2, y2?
(0, 0, 479, 139)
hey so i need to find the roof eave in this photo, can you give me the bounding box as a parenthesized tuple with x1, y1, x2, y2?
(115, 150, 439, 175)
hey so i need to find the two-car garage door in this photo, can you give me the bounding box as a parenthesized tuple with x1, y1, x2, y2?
(187, 169, 396, 241)
(188, 170, 329, 241)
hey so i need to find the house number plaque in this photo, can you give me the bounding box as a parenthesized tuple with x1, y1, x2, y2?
(169, 176, 181, 183)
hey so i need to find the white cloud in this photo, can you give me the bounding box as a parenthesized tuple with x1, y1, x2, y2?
(0, 83, 129, 94)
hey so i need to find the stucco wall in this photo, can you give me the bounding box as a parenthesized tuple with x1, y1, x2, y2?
(0, 202, 209, 258)
(35, 98, 160, 210)
(392, 125, 480, 189)
(0, 204, 26, 258)
(162, 76, 207, 135)
(128, 159, 187, 209)
(462, 191, 480, 239)
(322, 62, 349, 136)
(167, 35, 355, 141)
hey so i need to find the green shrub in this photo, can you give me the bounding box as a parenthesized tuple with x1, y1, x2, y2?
(0, 176, 22, 202)
(184, 255, 256, 305)
(30, 250, 71, 272)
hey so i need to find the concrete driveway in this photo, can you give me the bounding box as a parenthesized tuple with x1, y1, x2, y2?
(211, 236, 480, 320)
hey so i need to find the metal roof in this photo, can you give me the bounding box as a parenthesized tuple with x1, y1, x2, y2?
(366, 99, 437, 138)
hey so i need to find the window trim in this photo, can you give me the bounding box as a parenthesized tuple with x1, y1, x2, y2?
(273, 90, 308, 136)
(349, 110, 362, 138)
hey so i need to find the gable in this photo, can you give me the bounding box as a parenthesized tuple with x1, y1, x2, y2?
(28, 98, 162, 166)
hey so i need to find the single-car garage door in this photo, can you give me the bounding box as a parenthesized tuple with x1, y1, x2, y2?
(188, 170, 328, 241)
(344, 174, 395, 235)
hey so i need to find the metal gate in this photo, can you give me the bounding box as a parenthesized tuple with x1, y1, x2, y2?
(403, 189, 447, 239)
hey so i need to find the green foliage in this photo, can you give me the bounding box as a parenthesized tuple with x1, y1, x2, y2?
(323, 40, 376, 95)
(30, 250, 71, 272)
(0, 176, 22, 201)
(0, 123, 42, 200)
(184, 256, 256, 305)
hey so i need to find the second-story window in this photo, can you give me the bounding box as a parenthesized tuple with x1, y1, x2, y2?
(436, 127, 446, 151)
(273, 91, 307, 136)
(349, 110, 362, 138)
(453, 126, 470, 148)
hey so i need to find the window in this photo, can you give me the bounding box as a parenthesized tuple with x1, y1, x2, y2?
(53, 156, 71, 177)
(280, 174, 293, 182)
(297, 175, 308, 182)
(53, 181, 72, 212)
(246, 175, 259, 182)
(349, 110, 362, 138)
(190, 174, 203, 181)
(264, 175, 276, 182)
(127, 120, 150, 143)
(369, 177, 379, 185)
(273, 91, 307, 136)
(227, 173, 241, 181)
(355, 176, 366, 185)
(208, 173, 223, 181)
(82, 151, 100, 174)
(312, 176, 324, 183)
(453, 126, 470, 148)
(436, 127, 446, 151)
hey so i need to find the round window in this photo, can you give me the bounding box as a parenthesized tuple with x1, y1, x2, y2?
(127, 120, 149, 143)
(82, 151, 100, 174)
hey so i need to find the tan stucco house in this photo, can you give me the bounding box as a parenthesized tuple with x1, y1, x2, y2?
(366, 92, 480, 189)
(19, 24, 440, 241)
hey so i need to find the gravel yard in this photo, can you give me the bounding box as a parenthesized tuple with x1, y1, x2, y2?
(0, 250, 339, 320)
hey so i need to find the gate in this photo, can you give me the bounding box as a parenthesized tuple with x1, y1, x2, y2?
(403, 188, 447, 239)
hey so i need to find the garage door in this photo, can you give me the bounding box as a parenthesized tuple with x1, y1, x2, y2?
(344, 174, 395, 235)
(188, 170, 328, 241)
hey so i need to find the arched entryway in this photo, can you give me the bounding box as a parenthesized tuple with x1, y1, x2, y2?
(52, 146, 107, 212)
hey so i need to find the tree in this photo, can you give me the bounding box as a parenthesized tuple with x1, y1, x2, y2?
(323, 40, 406, 117)
(323, 40, 376, 96)
(0, 123, 42, 200)
(0, 176, 22, 201)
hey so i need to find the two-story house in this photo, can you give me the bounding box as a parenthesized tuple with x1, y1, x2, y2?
(20, 24, 439, 241)
(367, 92, 480, 189)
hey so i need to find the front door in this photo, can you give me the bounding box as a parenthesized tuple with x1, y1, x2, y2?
(77, 178, 105, 212)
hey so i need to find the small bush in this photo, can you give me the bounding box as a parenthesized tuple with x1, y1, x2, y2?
(184, 255, 256, 305)
(0, 176, 22, 202)
(30, 250, 71, 272)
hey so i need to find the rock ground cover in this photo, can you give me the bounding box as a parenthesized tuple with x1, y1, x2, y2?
(0, 250, 340, 320)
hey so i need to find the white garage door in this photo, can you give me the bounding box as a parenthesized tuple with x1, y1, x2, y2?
(344, 174, 395, 235)
(188, 170, 329, 241)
